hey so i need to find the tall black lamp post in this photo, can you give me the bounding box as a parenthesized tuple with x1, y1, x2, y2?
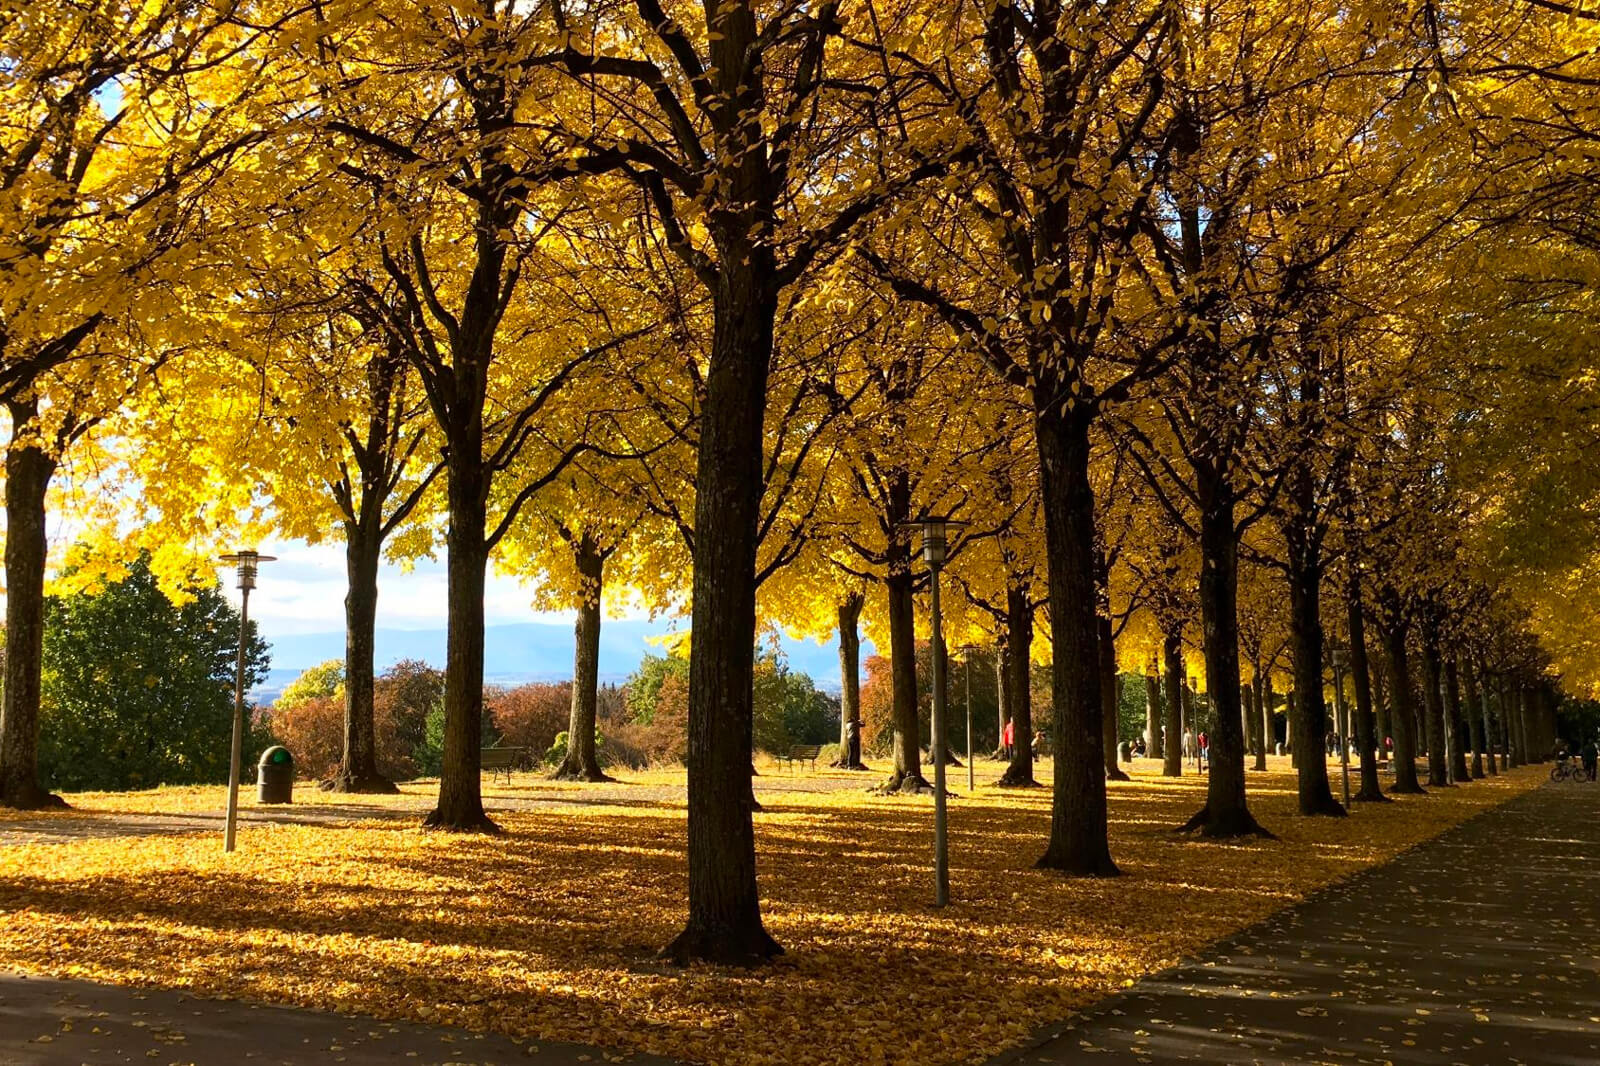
(1331, 645, 1351, 810)
(918, 516, 962, 908)
(219, 549, 274, 853)
(961, 644, 977, 793)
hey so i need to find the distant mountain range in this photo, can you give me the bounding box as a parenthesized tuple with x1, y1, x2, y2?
(252, 619, 867, 705)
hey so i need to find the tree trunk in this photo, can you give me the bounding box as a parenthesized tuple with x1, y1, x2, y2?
(879, 564, 929, 793)
(1372, 652, 1391, 759)
(1181, 680, 1194, 745)
(1517, 687, 1535, 763)
(1510, 683, 1524, 765)
(997, 581, 1039, 787)
(1287, 532, 1342, 816)
(1180, 489, 1267, 837)
(831, 592, 867, 770)
(1287, 690, 1298, 767)
(1480, 675, 1497, 773)
(1381, 617, 1425, 793)
(1162, 629, 1183, 777)
(1477, 668, 1497, 775)
(1099, 614, 1127, 782)
(1496, 678, 1516, 768)
(1346, 578, 1387, 802)
(1257, 671, 1273, 769)
(1145, 666, 1163, 760)
(1444, 658, 1470, 784)
(1419, 618, 1450, 787)
(425, 452, 498, 832)
(665, 268, 782, 964)
(1033, 408, 1116, 874)
(552, 536, 612, 782)
(1243, 676, 1262, 770)
(325, 519, 397, 794)
(0, 413, 66, 811)
(1465, 665, 1486, 779)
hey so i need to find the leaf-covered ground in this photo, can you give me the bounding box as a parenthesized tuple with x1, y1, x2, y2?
(0, 758, 1543, 1066)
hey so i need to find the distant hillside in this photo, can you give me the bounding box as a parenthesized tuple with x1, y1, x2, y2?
(253, 619, 866, 705)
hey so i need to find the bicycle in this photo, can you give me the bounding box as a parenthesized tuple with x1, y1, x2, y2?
(1550, 757, 1590, 783)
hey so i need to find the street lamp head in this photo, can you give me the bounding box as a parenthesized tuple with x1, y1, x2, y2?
(912, 516, 966, 570)
(218, 549, 276, 591)
(1331, 646, 1350, 668)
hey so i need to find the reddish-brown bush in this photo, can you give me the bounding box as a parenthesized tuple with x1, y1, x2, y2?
(487, 683, 572, 760)
(265, 695, 344, 779)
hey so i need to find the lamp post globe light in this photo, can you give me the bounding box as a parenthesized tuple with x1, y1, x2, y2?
(1331, 645, 1351, 810)
(219, 549, 275, 854)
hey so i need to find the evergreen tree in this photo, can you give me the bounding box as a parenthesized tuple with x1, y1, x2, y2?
(38, 554, 269, 792)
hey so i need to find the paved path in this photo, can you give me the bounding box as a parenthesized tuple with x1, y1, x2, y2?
(0, 972, 676, 1066)
(994, 780, 1600, 1065)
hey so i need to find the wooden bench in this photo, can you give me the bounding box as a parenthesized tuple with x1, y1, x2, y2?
(480, 746, 527, 784)
(779, 744, 822, 772)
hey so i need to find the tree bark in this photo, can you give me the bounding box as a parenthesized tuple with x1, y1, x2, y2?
(1287, 531, 1343, 816)
(1244, 682, 1258, 760)
(879, 564, 929, 793)
(1508, 684, 1522, 764)
(1287, 690, 1298, 767)
(325, 519, 398, 794)
(1162, 629, 1184, 777)
(1180, 490, 1267, 837)
(1145, 666, 1163, 760)
(425, 450, 498, 832)
(665, 263, 782, 964)
(1257, 671, 1273, 769)
(1517, 686, 1535, 764)
(1444, 657, 1471, 784)
(1182, 680, 1194, 745)
(1033, 409, 1116, 874)
(997, 581, 1039, 787)
(831, 592, 867, 770)
(1496, 678, 1517, 767)
(1099, 614, 1128, 782)
(0, 410, 66, 811)
(1346, 578, 1387, 802)
(552, 536, 612, 782)
(1372, 652, 1391, 759)
(1381, 616, 1425, 793)
(1465, 665, 1487, 779)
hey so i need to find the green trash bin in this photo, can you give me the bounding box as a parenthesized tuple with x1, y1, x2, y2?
(258, 746, 294, 804)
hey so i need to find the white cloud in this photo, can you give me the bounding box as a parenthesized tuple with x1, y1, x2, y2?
(224, 539, 576, 637)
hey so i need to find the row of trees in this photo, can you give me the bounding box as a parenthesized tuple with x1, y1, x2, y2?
(2, 0, 1596, 962)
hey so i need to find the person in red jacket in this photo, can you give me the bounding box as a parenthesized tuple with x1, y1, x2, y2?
(1002, 717, 1015, 759)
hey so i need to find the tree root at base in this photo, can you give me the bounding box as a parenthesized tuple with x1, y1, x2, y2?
(661, 922, 783, 967)
(421, 808, 503, 834)
(1176, 804, 1276, 839)
(319, 771, 400, 795)
(0, 787, 67, 812)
